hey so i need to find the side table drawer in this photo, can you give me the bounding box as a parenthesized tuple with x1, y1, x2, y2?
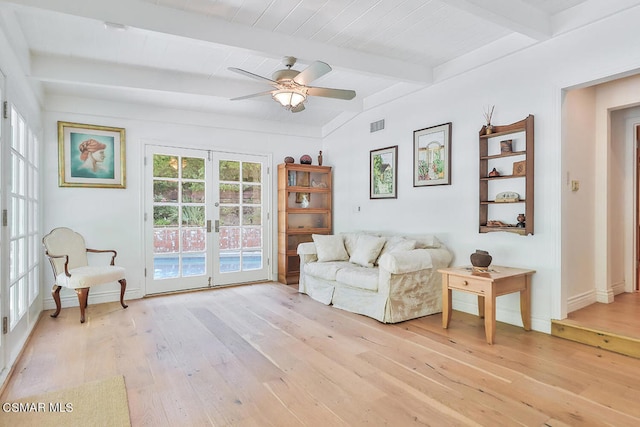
(447, 275, 487, 294)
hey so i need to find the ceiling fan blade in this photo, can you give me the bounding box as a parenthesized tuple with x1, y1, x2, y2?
(293, 61, 331, 85)
(230, 90, 275, 101)
(228, 67, 278, 85)
(291, 103, 306, 113)
(307, 86, 356, 100)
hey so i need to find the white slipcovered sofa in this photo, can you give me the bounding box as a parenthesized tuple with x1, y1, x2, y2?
(297, 232, 453, 323)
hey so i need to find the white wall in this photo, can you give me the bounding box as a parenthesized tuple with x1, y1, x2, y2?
(562, 87, 596, 312)
(324, 6, 640, 332)
(42, 97, 322, 308)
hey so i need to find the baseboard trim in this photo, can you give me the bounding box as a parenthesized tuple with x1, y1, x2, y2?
(453, 299, 550, 334)
(567, 290, 597, 313)
(43, 287, 143, 310)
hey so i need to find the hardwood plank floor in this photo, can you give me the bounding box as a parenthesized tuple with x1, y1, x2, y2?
(551, 292, 640, 358)
(564, 292, 640, 339)
(3, 283, 640, 426)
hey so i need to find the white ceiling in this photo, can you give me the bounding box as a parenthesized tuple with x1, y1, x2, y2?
(1, 0, 638, 135)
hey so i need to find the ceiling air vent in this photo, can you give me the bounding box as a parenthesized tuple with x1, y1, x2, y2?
(370, 119, 385, 133)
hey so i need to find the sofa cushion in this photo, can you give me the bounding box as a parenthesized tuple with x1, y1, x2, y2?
(304, 261, 352, 281)
(412, 234, 441, 249)
(335, 265, 379, 291)
(377, 236, 417, 265)
(312, 234, 349, 262)
(349, 234, 386, 267)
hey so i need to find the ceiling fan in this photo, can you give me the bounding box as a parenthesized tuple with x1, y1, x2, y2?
(228, 56, 356, 113)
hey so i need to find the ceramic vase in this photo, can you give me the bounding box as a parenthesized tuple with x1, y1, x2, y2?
(470, 249, 492, 270)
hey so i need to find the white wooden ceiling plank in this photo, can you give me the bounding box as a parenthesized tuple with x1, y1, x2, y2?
(252, 0, 302, 31)
(328, 0, 408, 48)
(9, 0, 433, 83)
(272, 0, 326, 34)
(522, 0, 586, 16)
(390, 5, 510, 65)
(443, 0, 552, 40)
(310, 0, 381, 44)
(231, 0, 271, 26)
(347, 2, 446, 65)
(349, 0, 431, 52)
(292, 0, 358, 39)
(552, 0, 640, 35)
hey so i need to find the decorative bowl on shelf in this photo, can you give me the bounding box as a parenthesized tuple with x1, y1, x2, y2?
(284, 156, 294, 163)
(300, 154, 312, 164)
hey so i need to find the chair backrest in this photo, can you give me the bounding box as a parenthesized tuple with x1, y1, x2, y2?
(43, 227, 89, 275)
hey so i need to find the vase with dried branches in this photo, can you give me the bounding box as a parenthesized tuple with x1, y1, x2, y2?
(483, 105, 495, 135)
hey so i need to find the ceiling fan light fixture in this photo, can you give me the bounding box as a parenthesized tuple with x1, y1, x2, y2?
(272, 89, 307, 110)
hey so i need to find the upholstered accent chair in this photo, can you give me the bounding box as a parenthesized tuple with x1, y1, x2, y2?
(43, 227, 128, 323)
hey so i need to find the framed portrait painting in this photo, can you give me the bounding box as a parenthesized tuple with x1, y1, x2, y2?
(58, 121, 126, 188)
(413, 122, 452, 186)
(370, 145, 398, 199)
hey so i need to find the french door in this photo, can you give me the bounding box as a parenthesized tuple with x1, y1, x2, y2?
(0, 74, 41, 380)
(145, 145, 269, 295)
(0, 70, 5, 374)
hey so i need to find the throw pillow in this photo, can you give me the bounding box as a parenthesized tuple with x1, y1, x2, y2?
(349, 234, 386, 268)
(379, 236, 416, 257)
(340, 232, 361, 257)
(312, 234, 349, 262)
(412, 235, 442, 249)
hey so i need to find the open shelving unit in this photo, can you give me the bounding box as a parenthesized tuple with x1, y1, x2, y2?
(277, 163, 332, 284)
(479, 115, 534, 235)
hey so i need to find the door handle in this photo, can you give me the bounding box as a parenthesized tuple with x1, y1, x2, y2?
(215, 220, 220, 232)
(206, 220, 212, 233)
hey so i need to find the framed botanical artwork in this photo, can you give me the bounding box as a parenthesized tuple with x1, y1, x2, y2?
(370, 145, 398, 199)
(413, 122, 452, 186)
(58, 121, 126, 188)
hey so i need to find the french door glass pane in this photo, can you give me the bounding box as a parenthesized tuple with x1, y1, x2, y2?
(218, 161, 263, 273)
(153, 154, 207, 280)
(7, 107, 40, 329)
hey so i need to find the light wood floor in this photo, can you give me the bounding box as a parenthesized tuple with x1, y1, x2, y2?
(3, 283, 640, 426)
(564, 292, 640, 339)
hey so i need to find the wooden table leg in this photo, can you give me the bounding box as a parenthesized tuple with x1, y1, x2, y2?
(520, 274, 532, 331)
(477, 295, 485, 318)
(484, 294, 496, 345)
(442, 275, 452, 329)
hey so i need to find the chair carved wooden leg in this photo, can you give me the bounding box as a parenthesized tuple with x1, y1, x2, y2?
(119, 279, 128, 309)
(51, 285, 62, 318)
(76, 288, 90, 323)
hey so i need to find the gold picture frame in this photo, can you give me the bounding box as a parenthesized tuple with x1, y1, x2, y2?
(58, 121, 126, 188)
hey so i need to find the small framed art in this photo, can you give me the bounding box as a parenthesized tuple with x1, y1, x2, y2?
(413, 122, 452, 186)
(370, 145, 398, 199)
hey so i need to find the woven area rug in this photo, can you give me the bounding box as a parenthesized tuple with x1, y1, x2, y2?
(0, 375, 130, 427)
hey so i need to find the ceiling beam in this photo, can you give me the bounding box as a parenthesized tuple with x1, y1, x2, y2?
(8, 0, 433, 84)
(30, 53, 266, 98)
(443, 0, 552, 40)
(30, 53, 364, 112)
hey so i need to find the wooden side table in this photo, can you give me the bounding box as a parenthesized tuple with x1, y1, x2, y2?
(439, 266, 535, 344)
